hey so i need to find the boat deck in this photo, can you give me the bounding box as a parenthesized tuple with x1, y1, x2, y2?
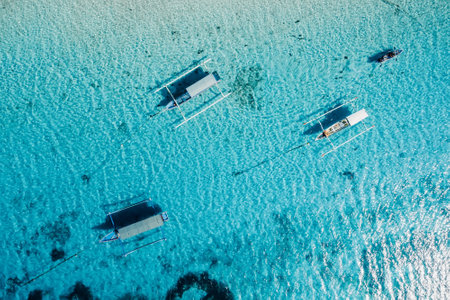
(117, 214, 165, 240)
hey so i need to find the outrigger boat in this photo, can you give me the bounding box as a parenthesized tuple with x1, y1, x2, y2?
(304, 97, 375, 157)
(377, 49, 403, 63)
(100, 199, 169, 256)
(154, 58, 231, 128)
(165, 71, 221, 110)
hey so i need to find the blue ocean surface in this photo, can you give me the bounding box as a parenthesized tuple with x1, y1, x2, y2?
(0, 0, 448, 298)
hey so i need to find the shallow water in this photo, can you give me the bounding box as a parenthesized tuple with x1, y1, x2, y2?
(0, 0, 448, 298)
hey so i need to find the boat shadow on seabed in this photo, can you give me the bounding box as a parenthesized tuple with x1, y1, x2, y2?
(93, 201, 162, 231)
(303, 104, 352, 135)
(367, 49, 397, 63)
(156, 66, 209, 107)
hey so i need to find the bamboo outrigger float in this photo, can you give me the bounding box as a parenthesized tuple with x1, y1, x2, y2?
(100, 199, 169, 256)
(304, 97, 375, 157)
(153, 58, 231, 128)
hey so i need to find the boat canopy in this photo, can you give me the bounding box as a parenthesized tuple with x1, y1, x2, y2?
(117, 213, 166, 240)
(346, 109, 368, 126)
(186, 72, 220, 98)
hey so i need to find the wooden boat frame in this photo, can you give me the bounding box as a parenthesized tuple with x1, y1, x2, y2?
(303, 97, 375, 157)
(99, 199, 169, 257)
(153, 58, 231, 128)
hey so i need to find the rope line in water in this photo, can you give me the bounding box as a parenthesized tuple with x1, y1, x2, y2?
(86, 107, 167, 178)
(21, 249, 85, 287)
(232, 141, 310, 176)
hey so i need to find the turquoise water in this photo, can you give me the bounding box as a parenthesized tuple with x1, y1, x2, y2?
(1, 0, 448, 298)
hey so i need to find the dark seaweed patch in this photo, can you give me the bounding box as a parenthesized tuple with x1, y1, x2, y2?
(157, 255, 173, 273)
(341, 171, 355, 180)
(63, 281, 95, 300)
(6, 276, 23, 294)
(117, 122, 131, 136)
(165, 272, 233, 300)
(118, 293, 148, 300)
(81, 174, 90, 184)
(27, 289, 43, 300)
(51, 248, 65, 261)
(379, 0, 422, 24)
(291, 34, 305, 41)
(210, 257, 219, 268)
(89, 82, 100, 89)
(232, 64, 265, 109)
(41, 218, 71, 246)
(272, 212, 298, 257)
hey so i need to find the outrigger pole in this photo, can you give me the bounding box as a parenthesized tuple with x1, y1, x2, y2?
(123, 237, 166, 257)
(321, 125, 375, 157)
(175, 92, 232, 128)
(153, 58, 212, 94)
(165, 86, 187, 121)
(317, 120, 336, 149)
(303, 97, 357, 125)
(171, 63, 233, 128)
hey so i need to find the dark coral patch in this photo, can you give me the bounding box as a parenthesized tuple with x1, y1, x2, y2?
(6, 277, 23, 294)
(89, 82, 100, 89)
(28, 289, 43, 300)
(41, 219, 71, 246)
(166, 272, 233, 300)
(341, 171, 355, 180)
(232, 65, 265, 110)
(81, 174, 90, 184)
(118, 293, 148, 300)
(63, 281, 95, 300)
(117, 122, 131, 137)
(51, 248, 65, 261)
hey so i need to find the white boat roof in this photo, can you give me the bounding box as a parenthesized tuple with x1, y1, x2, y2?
(186, 73, 218, 98)
(117, 214, 164, 240)
(347, 109, 368, 126)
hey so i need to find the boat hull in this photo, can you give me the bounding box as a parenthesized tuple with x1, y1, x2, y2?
(316, 119, 350, 140)
(377, 49, 403, 63)
(166, 92, 191, 110)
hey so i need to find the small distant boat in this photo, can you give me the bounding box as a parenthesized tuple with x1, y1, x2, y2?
(316, 109, 369, 140)
(303, 97, 375, 157)
(377, 49, 403, 63)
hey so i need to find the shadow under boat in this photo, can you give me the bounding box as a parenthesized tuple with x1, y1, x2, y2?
(156, 66, 210, 107)
(303, 104, 351, 135)
(367, 49, 395, 63)
(97, 199, 169, 256)
(93, 200, 162, 231)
